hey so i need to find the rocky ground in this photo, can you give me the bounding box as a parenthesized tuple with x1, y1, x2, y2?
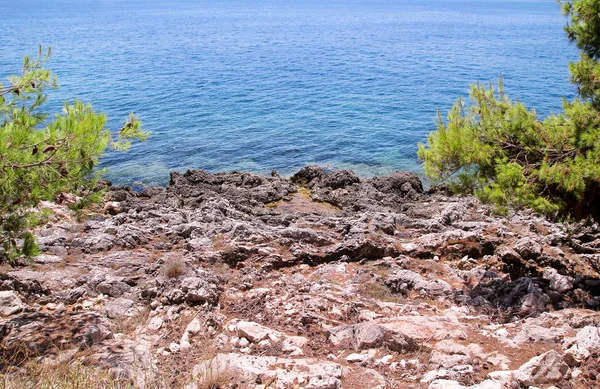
(1, 166, 600, 389)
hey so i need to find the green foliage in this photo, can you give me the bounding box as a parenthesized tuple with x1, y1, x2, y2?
(418, 1, 600, 219)
(0, 47, 149, 263)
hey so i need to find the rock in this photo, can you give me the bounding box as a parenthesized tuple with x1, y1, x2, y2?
(512, 324, 568, 345)
(291, 165, 324, 186)
(355, 323, 385, 349)
(318, 170, 360, 190)
(370, 171, 423, 196)
(345, 353, 372, 365)
(147, 317, 163, 331)
(105, 298, 134, 319)
(514, 350, 569, 386)
(386, 270, 452, 296)
(97, 279, 132, 298)
(169, 342, 181, 353)
(543, 268, 574, 293)
(33, 254, 64, 264)
(514, 237, 542, 260)
(192, 353, 342, 389)
(564, 344, 590, 367)
(103, 201, 122, 215)
(0, 291, 25, 316)
(427, 380, 466, 389)
(236, 321, 279, 343)
(180, 276, 220, 305)
(328, 325, 355, 348)
(574, 326, 600, 352)
(282, 336, 308, 356)
(79, 233, 115, 253)
(429, 340, 471, 368)
(327, 322, 418, 352)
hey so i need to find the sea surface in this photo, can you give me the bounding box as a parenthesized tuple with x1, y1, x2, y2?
(1, 0, 579, 186)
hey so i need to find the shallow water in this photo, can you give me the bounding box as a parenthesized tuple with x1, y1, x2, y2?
(1, 0, 578, 186)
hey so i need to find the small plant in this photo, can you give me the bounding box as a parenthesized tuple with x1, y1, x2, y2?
(162, 257, 186, 279)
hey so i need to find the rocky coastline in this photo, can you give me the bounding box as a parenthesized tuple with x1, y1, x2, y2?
(1, 166, 600, 388)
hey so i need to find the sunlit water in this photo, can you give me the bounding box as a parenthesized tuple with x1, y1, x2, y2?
(1, 0, 578, 186)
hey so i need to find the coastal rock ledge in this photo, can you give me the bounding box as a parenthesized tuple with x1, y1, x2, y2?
(2, 165, 600, 388)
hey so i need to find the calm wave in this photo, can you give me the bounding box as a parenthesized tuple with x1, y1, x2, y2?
(1, 0, 578, 186)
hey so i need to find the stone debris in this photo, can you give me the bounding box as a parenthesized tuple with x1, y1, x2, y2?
(0, 166, 599, 388)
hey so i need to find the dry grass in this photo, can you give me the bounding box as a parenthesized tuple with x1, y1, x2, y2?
(114, 307, 151, 335)
(358, 282, 404, 304)
(193, 356, 232, 389)
(211, 233, 227, 251)
(0, 360, 134, 389)
(163, 257, 186, 279)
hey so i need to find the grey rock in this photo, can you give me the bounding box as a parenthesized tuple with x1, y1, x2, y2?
(318, 170, 360, 190)
(97, 279, 132, 298)
(180, 276, 220, 305)
(386, 270, 452, 296)
(514, 237, 542, 260)
(105, 298, 134, 319)
(328, 325, 355, 348)
(291, 165, 325, 186)
(355, 323, 384, 349)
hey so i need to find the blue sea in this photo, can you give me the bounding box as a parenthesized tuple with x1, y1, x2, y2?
(1, 0, 578, 186)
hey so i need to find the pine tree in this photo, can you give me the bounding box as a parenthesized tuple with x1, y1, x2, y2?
(417, 0, 600, 218)
(0, 47, 149, 263)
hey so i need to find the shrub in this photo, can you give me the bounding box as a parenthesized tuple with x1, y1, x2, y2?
(163, 257, 186, 279)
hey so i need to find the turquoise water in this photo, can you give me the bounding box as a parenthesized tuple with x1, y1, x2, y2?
(1, 0, 578, 186)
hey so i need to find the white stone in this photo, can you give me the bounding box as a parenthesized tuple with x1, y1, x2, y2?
(345, 353, 372, 364)
(147, 317, 163, 331)
(238, 337, 250, 347)
(421, 369, 448, 383)
(375, 355, 394, 365)
(258, 339, 271, 348)
(427, 380, 465, 389)
(82, 300, 94, 309)
(105, 298, 134, 319)
(488, 370, 515, 386)
(185, 318, 203, 335)
(575, 326, 600, 352)
(0, 291, 25, 317)
(514, 350, 568, 386)
(169, 342, 181, 353)
(237, 321, 278, 343)
(564, 344, 590, 367)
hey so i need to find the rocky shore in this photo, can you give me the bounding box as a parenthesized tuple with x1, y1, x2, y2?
(1, 166, 600, 389)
